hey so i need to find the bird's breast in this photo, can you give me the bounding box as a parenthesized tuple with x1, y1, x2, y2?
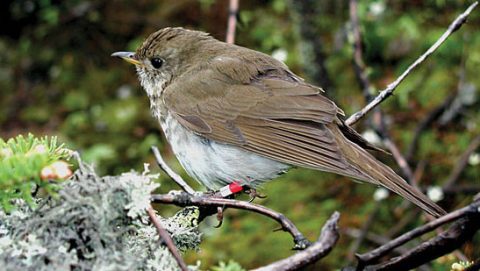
(158, 112, 290, 190)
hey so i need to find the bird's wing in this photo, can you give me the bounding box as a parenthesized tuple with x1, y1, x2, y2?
(163, 56, 366, 177)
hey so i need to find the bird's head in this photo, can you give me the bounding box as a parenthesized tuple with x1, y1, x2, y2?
(112, 27, 217, 97)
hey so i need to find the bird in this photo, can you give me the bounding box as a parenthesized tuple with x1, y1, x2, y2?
(112, 27, 446, 218)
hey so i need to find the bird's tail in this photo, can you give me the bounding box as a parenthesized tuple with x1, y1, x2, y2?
(331, 125, 447, 218)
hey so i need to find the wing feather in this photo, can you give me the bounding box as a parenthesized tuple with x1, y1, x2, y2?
(163, 56, 356, 175)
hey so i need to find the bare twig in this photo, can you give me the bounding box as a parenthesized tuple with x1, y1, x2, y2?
(147, 206, 189, 271)
(383, 136, 417, 185)
(349, 0, 418, 187)
(443, 134, 480, 189)
(385, 209, 420, 238)
(289, 0, 333, 90)
(356, 200, 480, 267)
(369, 213, 480, 271)
(226, 0, 239, 44)
(349, 0, 374, 102)
(151, 192, 311, 249)
(344, 228, 410, 256)
(151, 146, 195, 194)
(251, 212, 340, 271)
(404, 94, 456, 161)
(347, 201, 381, 262)
(346, 2, 478, 126)
(443, 184, 480, 195)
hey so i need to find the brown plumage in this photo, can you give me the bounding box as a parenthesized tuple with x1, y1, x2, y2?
(113, 27, 446, 217)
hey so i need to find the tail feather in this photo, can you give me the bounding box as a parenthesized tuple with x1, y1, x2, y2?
(359, 155, 446, 217)
(331, 124, 447, 218)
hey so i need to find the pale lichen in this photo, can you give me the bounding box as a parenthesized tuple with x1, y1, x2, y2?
(0, 162, 201, 271)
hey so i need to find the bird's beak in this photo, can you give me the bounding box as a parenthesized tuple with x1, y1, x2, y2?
(111, 51, 142, 66)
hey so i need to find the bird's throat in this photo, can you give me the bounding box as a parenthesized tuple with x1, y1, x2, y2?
(137, 70, 169, 121)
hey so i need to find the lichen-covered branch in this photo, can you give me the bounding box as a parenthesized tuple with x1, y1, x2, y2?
(151, 192, 311, 250)
(0, 162, 201, 271)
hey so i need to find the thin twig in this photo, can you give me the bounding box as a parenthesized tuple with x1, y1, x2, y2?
(349, 0, 373, 102)
(443, 184, 480, 195)
(383, 136, 416, 185)
(348, 0, 417, 187)
(347, 0, 427, 261)
(151, 192, 311, 249)
(369, 213, 480, 271)
(347, 201, 381, 262)
(344, 228, 411, 256)
(289, 0, 333, 90)
(151, 146, 195, 194)
(226, 0, 239, 44)
(385, 209, 420, 238)
(147, 205, 189, 271)
(404, 94, 456, 161)
(356, 200, 480, 267)
(346, 2, 478, 126)
(251, 212, 340, 271)
(443, 134, 480, 189)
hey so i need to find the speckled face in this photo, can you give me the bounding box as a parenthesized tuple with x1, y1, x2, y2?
(134, 47, 179, 99)
(133, 27, 213, 98)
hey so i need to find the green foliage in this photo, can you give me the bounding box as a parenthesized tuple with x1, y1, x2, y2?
(0, 134, 71, 211)
(211, 260, 246, 271)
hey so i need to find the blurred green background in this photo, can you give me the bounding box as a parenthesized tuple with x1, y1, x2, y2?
(1, 0, 479, 269)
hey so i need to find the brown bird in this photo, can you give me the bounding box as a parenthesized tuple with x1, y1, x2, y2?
(113, 27, 446, 217)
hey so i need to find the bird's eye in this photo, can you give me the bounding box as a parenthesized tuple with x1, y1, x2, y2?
(150, 57, 164, 69)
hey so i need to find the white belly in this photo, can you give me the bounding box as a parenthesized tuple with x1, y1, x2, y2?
(160, 113, 290, 190)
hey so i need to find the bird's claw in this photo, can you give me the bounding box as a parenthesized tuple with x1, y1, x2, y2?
(244, 186, 267, 202)
(214, 206, 224, 228)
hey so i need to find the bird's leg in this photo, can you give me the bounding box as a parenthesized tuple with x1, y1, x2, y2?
(211, 182, 244, 227)
(201, 182, 268, 227)
(198, 182, 242, 226)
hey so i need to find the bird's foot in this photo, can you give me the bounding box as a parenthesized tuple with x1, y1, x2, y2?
(244, 186, 267, 202)
(200, 182, 265, 228)
(214, 206, 224, 228)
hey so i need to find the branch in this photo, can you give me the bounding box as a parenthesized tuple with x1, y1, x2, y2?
(251, 212, 340, 271)
(289, 0, 333, 90)
(151, 146, 195, 194)
(382, 136, 416, 185)
(151, 192, 311, 249)
(443, 134, 480, 189)
(345, 1, 478, 126)
(356, 200, 480, 267)
(347, 201, 381, 262)
(344, 228, 410, 256)
(349, 0, 374, 102)
(404, 93, 456, 161)
(368, 213, 480, 271)
(226, 0, 239, 44)
(147, 205, 189, 271)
